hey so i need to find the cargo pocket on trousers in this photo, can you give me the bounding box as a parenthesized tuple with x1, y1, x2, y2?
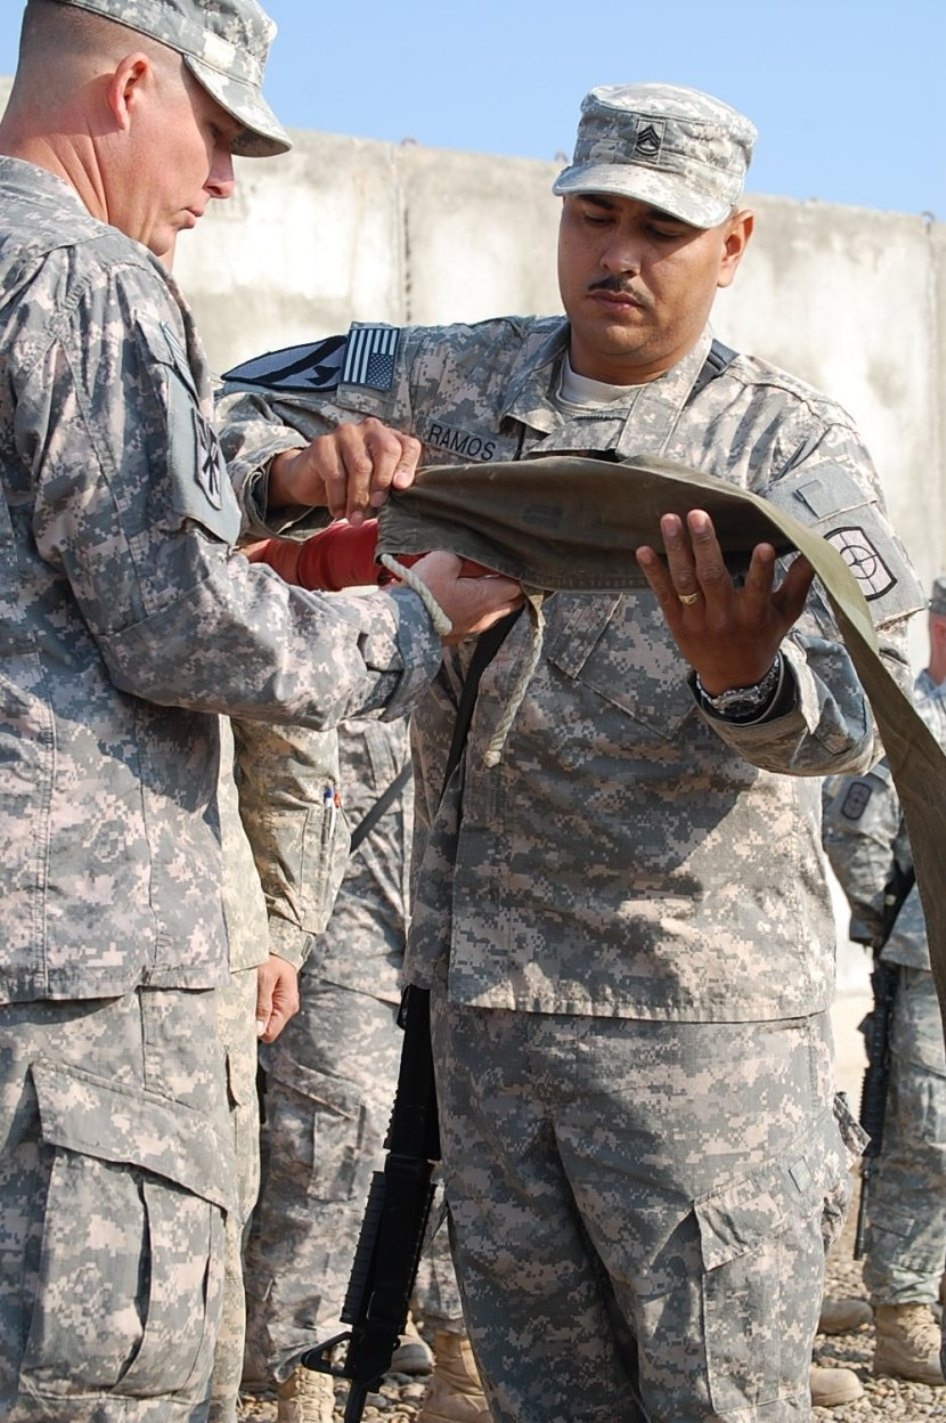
(20, 1059, 234, 1400)
(693, 1106, 853, 1413)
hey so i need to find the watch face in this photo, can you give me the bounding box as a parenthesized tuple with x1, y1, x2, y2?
(701, 658, 781, 718)
(714, 691, 763, 713)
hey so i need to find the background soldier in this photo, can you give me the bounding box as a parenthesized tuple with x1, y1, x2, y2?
(211, 718, 349, 1423)
(242, 718, 473, 1423)
(823, 575, 946, 1388)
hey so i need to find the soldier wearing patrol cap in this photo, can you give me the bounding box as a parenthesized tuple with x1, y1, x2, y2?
(0, 4, 522, 1421)
(218, 78, 926, 1422)
(23, 0, 292, 158)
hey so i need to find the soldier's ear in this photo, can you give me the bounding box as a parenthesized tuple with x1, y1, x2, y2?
(717, 210, 753, 290)
(106, 52, 153, 133)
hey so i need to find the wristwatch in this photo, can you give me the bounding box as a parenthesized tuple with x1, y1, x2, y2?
(695, 655, 783, 721)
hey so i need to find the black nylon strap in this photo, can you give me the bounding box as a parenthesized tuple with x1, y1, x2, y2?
(349, 609, 524, 853)
(440, 610, 523, 802)
(686, 338, 738, 405)
(349, 761, 413, 854)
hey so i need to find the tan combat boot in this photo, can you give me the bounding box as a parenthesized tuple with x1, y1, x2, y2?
(276, 1366, 336, 1423)
(873, 1303, 946, 1385)
(416, 1329, 490, 1423)
(390, 1312, 435, 1376)
(809, 1365, 863, 1406)
(817, 1296, 873, 1334)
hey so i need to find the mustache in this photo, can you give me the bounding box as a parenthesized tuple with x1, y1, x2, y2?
(587, 275, 651, 307)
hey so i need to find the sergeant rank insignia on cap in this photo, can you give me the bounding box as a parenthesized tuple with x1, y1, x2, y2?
(223, 325, 400, 394)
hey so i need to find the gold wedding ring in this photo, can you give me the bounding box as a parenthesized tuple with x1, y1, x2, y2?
(677, 590, 701, 606)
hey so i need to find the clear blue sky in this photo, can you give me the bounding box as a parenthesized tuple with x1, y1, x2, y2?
(1, 0, 943, 219)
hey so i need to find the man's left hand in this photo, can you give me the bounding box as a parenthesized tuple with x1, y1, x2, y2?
(636, 509, 814, 694)
(255, 954, 300, 1043)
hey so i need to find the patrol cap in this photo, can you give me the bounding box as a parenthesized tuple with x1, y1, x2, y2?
(49, 0, 291, 157)
(553, 82, 756, 229)
(929, 575, 946, 615)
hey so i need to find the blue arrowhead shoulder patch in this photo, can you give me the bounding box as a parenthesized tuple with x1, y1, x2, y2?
(222, 325, 401, 395)
(222, 336, 348, 392)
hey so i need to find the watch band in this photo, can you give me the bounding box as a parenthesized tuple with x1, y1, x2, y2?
(696, 655, 783, 721)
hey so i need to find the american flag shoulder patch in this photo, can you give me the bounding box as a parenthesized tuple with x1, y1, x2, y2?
(340, 325, 400, 390)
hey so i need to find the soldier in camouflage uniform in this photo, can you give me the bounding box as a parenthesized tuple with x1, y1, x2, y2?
(218, 84, 924, 1421)
(822, 578, 946, 1388)
(242, 717, 466, 1423)
(0, 3, 521, 1420)
(211, 719, 351, 1423)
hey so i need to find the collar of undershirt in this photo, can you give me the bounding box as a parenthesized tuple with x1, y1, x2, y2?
(556, 353, 641, 410)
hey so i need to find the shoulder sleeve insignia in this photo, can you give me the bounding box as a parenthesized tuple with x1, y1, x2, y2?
(840, 780, 872, 820)
(221, 335, 347, 392)
(193, 412, 225, 510)
(823, 527, 895, 601)
(340, 324, 400, 390)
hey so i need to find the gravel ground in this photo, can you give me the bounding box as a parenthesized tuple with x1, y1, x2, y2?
(238, 1370, 427, 1422)
(811, 1185, 946, 1421)
(238, 1174, 946, 1421)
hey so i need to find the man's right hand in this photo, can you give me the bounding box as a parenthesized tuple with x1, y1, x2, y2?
(402, 552, 523, 643)
(268, 417, 422, 524)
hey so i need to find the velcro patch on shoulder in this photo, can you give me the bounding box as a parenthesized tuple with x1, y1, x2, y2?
(840, 780, 872, 820)
(340, 325, 400, 390)
(222, 336, 347, 392)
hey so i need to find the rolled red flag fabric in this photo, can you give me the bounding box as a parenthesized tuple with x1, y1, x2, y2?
(250, 519, 493, 590)
(297, 519, 384, 589)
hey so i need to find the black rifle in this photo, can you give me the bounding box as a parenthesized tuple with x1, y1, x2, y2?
(852, 859, 916, 1259)
(301, 610, 521, 1421)
(300, 983, 440, 1421)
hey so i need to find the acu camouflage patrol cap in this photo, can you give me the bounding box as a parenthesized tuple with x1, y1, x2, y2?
(553, 83, 756, 228)
(929, 576, 946, 615)
(49, 0, 291, 157)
